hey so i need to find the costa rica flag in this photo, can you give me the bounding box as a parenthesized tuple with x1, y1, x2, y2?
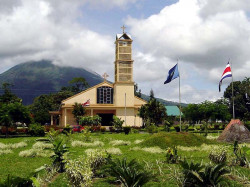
(219, 62, 232, 92)
(82, 99, 90, 106)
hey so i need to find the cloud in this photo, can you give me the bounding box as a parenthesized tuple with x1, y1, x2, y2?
(199, 0, 250, 17)
(125, 0, 250, 102)
(0, 0, 116, 76)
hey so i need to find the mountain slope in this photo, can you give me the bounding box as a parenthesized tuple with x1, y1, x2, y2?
(0, 60, 104, 105)
(0, 60, 187, 106)
(141, 94, 187, 107)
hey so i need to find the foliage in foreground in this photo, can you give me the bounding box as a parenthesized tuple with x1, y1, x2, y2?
(105, 157, 153, 187)
(65, 150, 107, 187)
(179, 159, 229, 187)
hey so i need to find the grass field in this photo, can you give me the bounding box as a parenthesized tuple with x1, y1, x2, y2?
(0, 132, 249, 186)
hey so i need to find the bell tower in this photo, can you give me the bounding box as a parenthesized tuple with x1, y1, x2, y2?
(114, 26, 135, 107)
(115, 25, 133, 83)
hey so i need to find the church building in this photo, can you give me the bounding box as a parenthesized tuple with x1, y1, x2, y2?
(50, 29, 147, 127)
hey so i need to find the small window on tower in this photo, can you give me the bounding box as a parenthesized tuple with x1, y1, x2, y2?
(123, 42, 127, 46)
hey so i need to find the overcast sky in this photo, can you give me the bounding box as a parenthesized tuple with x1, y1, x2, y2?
(0, 0, 249, 103)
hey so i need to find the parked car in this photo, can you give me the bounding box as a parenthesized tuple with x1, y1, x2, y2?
(71, 125, 84, 133)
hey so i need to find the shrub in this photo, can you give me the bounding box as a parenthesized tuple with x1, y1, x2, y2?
(134, 140, 143, 144)
(62, 124, 72, 134)
(71, 140, 104, 147)
(131, 128, 139, 134)
(112, 116, 124, 130)
(90, 125, 101, 132)
(51, 139, 69, 172)
(173, 125, 180, 132)
(179, 159, 229, 187)
(28, 123, 45, 136)
(109, 140, 131, 146)
(8, 142, 27, 149)
(65, 150, 107, 187)
(233, 141, 249, 167)
(0, 149, 13, 155)
(81, 126, 91, 142)
(32, 142, 53, 149)
(19, 149, 53, 157)
(109, 126, 115, 132)
(131, 146, 165, 154)
(105, 158, 153, 187)
(209, 150, 227, 164)
(123, 126, 131, 135)
(100, 127, 106, 132)
(105, 148, 122, 155)
(145, 123, 158, 134)
(65, 156, 93, 187)
(163, 120, 172, 132)
(79, 115, 101, 126)
(0, 175, 34, 187)
(166, 146, 179, 164)
(244, 121, 250, 131)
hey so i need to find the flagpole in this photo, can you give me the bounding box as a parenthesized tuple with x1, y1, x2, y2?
(230, 60, 235, 119)
(125, 93, 127, 126)
(178, 60, 182, 132)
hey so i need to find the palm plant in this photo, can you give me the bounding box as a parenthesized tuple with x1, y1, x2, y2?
(51, 139, 69, 172)
(106, 158, 153, 187)
(179, 159, 229, 187)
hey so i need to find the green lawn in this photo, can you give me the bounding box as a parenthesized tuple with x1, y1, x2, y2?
(0, 132, 249, 186)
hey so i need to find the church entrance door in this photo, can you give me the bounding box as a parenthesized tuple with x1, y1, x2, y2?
(98, 113, 114, 126)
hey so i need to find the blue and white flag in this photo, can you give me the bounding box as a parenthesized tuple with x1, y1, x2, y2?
(164, 64, 179, 84)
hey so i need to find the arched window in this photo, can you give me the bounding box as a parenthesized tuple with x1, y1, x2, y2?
(97, 86, 113, 104)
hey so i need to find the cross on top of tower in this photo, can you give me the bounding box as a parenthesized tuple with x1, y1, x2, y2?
(121, 25, 126, 33)
(102, 73, 109, 81)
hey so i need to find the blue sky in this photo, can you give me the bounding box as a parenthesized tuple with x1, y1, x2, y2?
(0, 0, 249, 103)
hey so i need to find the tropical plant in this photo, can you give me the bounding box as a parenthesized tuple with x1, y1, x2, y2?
(105, 158, 153, 187)
(65, 156, 93, 187)
(112, 116, 124, 130)
(145, 121, 158, 134)
(123, 126, 131, 135)
(28, 123, 45, 136)
(50, 138, 69, 172)
(138, 97, 167, 126)
(0, 174, 39, 187)
(209, 150, 227, 164)
(79, 115, 101, 126)
(166, 146, 179, 164)
(179, 159, 229, 187)
(233, 141, 249, 167)
(72, 102, 86, 124)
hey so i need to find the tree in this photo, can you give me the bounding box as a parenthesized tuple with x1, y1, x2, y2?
(224, 77, 250, 120)
(72, 103, 86, 124)
(0, 102, 31, 137)
(29, 90, 74, 124)
(0, 83, 21, 104)
(138, 93, 167, 126)
(183, 100, 231, 124)
(182, 104, 201, 124)
(149, 89, 154, 100)
(69, 77, 89, 93)
(134, 83, 142, 98)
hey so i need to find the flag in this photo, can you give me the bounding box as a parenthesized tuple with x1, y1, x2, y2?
(164, 64, 179, 84)
(219, 62, 232, 92)
(82, 99, 90, 106)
